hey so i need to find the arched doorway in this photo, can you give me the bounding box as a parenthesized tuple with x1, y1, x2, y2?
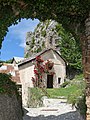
(0, 1, 90, 119)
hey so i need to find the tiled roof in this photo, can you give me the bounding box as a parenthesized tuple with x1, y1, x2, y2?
(0, 63, 21, 84)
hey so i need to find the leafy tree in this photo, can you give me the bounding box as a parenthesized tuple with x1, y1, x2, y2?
(56, 24, 82, 71)
(5, 59, 12, 63)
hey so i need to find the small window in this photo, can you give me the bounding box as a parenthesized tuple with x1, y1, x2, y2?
(58, 78, 61, 84)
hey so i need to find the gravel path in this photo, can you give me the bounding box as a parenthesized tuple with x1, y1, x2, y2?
(23, 99, 84, 120)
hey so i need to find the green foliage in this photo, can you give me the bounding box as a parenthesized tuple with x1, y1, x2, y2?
(31, 37, 35, 45)
(60, 81, 70, 88)
(41, 30, 46, 37)
(0, 60, 5, 63)
(0, 0, 89, 48)
(27, 87, 46, 107)
(77, 95, 87, 118)
(56, 24, 82, 71)
(29, 37, 35, 50)
(24, 53, 29, 58)
(41, 25, 44, 31)
(67, 74, 86, 117)
(46, 20, 50, 29)
(5, 59, 12, 63)
(36, 47, 42, 53)
(67, 94, 87, 117)
(42, 41, 45, 48)
(0, 73, 19, 96)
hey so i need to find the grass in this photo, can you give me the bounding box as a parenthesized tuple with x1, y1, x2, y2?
(47, 85, 80, 98)
(47, 74, 85, 98)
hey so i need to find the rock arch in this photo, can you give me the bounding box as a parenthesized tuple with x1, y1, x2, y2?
(0, 1, 90, 119)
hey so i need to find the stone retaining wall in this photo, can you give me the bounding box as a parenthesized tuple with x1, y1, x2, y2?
(0, 94, 22, 120)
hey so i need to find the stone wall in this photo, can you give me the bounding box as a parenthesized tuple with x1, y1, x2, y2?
(81, 15, 90, 120)
(0, 94, 22, 120)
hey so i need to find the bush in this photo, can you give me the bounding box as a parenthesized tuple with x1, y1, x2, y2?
(0, 73, 23, 119)
(0, 73, 19, 97)
(77, 95, 87, 119)
(67, 94, 87, 119)
(27, 87, 46, 107)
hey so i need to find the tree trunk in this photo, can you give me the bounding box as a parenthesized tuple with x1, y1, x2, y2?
(81, 16, 90, 120)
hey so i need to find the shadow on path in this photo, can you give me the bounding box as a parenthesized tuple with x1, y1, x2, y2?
(23, 110, 82, 120)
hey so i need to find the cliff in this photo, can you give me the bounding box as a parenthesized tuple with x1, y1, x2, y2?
(25, 20, 60, 57)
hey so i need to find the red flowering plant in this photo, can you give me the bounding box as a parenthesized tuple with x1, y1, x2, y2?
(45, 60, 54, 70)
(32, 56, 55, 87)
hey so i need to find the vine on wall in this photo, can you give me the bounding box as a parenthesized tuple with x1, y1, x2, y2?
(32, 56, 55, 87)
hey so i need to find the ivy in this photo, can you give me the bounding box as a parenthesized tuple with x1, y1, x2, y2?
(0, 73, 19, 97)
(0, 0, 90, 48)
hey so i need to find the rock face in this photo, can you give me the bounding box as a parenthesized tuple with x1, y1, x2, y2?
(0, 94, 22, 120)
(25, 20, 60, 57)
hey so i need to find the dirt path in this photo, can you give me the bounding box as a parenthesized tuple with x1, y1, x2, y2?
(23, 99, 84, 120)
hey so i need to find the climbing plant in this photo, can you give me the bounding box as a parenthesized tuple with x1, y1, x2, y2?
(0, 73, 19, 97)
(32, 56, 55, 87)
(0, 0, 90, 48)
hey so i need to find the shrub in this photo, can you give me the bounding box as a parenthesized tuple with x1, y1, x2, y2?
(67, 75, 86, 118)
(0, 73, 19, 97)
(77, 95, 87, 119)
(27, 87, 48, 107)
(67, 93, 87, 119)
(27, 87, 43, 107)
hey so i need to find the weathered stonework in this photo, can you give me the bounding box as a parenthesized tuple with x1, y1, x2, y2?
(0, 94, 22, 120)
(83, 16, 90, 120)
